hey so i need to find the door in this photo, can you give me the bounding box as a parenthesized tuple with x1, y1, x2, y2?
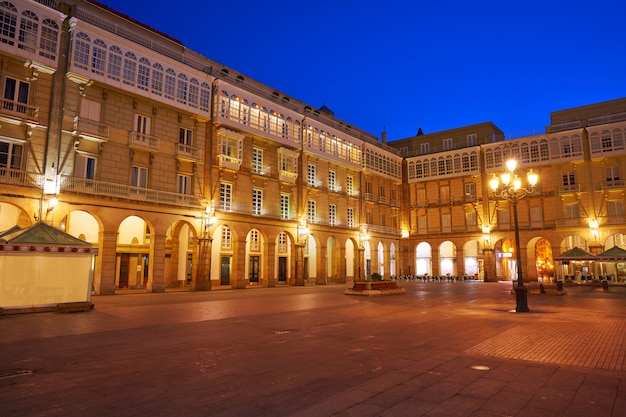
(220, 256, 231, 285)
(278, 257, 287, 282)
(186, 253, 193, 285)
(142, 255, 149, 286)
(119, 253, 130, 288)
(249, 256, 260, 283)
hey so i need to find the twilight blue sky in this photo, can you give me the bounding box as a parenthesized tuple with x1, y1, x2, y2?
(97, 0, 626, 141)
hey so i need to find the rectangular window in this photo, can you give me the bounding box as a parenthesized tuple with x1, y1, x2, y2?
(440, 185, 450, 204)
(464, 183, 476, 199)
(441, 213, 451, 232)
(416, 187, 426, 205)
(608, 201, 624, 217)
(329, 204, 336, 226)
(347, 207, 354, 228)
(530, 206, 543, 227)
(280, 194, 290, 220)
(466, 212, 477, 228)
(0, 140, 24, 170)
(467, 134, 477, 146)
(346, 176, 354, 196)
(135, 114, 151, 134)
(308, 200, 316, 224)
(131, 166, 148, 188)
(378, 185, 385, 197)
(565, 203, 579, 219)
(177, 174, 191, 194)
(179, 128, 193, 145)
(328, 170, 337, 192)
(80, 98, 101, 121)
(75, 154, 96, 179)
(3, 77, 30, 113)
(606, 166, 620, 181)
(418, 215, 427, 234)
(220, 182, 232, 211)
(220, 136, 242, 159)
(307, 163, 316, 187)
(420, 143, 430, 154)
(497, 209, 510, 228)
(562, 172, 575, 186)
(252, 148, 263, 174)
(443, 138, 452, 151)
(252, 188, 262, 216)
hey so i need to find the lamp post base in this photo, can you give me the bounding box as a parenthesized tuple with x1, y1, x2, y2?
(514, 286, 530, 312)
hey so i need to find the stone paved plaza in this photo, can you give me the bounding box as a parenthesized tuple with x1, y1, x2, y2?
(1, 282, 625, 416)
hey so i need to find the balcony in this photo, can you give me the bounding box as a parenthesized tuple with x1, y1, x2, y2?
(217, 154, 242, 171)
(559, 184, 581, 194)
(0, 168, 42, 188)
(175, 143, 202, 162)
(588, 112, 626, 126)
(547, 120, 581, 133)
(600, 179, 625, 190)
(364, 193, 376, 202)
(74, 117, 110, 141)
(129, 131, 159, 152)
(279, 170, 297, 184)
(60, 176, 201, 208)
(1, 99, 38, 123)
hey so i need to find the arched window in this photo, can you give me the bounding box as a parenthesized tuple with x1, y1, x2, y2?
(0, 2, 18, 46)
(176, 73, 188, 104)
(73, 32, 90, 70)
(107, 45, 122, 81)
(39, 19, 58, 59)
(164, 68, 176, 100)
(122, 51, 137, 86)
(188, 78, 199, 107)
(199, 82, 210, 112)
(137, 57, 150, 91)
(91, 39, 106, 75)
(151, 63, 163, 95)
(18, 10, 38, 53)
(221, 226, 232, 250)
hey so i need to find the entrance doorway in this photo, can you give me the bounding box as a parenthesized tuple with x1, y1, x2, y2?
(278, 257, 287, 282)
(220, 256, 231, 285)
(119, 253, 130, 288)
(249, 256, 259, 283)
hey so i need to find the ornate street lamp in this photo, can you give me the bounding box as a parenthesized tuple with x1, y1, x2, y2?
(295, 219, 309, 286)
(358, 224, 370, 281)
(489, 159, 538, 312)
(197, 205, 217, 291)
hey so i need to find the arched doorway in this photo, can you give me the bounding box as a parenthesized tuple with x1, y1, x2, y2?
(415, 242, 431, 276)
(116, 216, 152, 290)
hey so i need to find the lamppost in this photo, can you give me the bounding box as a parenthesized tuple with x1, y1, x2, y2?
(489, 159, 538, 312)
(197, 205, 217, 291)
(358, 224, 370, 281)
(295, 219, 309, 286)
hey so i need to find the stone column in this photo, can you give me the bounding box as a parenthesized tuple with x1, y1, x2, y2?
(99, 230, 118, 295)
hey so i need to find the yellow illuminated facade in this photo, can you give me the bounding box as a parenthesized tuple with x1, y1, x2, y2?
(1, 0, 624, 297)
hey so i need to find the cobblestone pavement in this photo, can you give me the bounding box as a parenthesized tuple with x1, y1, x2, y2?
(1, 282, 625, 416)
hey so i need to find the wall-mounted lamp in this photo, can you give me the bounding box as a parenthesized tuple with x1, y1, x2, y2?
(589, 219, 599, 239)
(297, 219, 309, 243)
(359, 224, 370, 247)
(203, 206, 218, 238)
(47, 196, 58, 214)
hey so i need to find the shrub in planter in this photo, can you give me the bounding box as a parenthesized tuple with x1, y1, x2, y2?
(371, 272, 383, 282)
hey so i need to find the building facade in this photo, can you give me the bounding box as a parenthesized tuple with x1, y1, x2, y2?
(0, 0, 403, 295)
(390, 98, 626, 283)
(1, 0, 625, 297)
